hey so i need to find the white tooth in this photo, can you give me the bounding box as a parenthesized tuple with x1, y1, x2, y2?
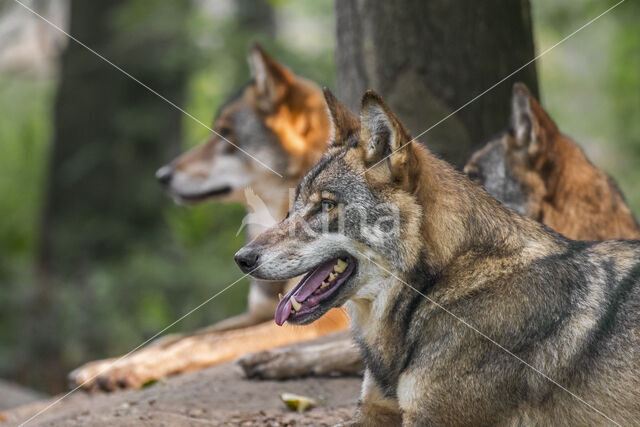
(290, 296, 301, 311)
(320, 281, 329, 289)
(278, 293, 283, 301)
(334, 259, 347, 273)
(328, 272, 337, 282)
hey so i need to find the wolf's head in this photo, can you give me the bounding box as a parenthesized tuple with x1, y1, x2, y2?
(464, 83, 558, 219)
(156, 45, 328, 210)
(235, 89, 435, 326)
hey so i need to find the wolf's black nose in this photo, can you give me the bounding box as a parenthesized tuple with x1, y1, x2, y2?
(155, 165, 173, 186)
(235, 247, 260, 273)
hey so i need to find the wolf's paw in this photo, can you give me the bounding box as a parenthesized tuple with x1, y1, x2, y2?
(68, 358, 118, 391)
(68, 358, 150, 391)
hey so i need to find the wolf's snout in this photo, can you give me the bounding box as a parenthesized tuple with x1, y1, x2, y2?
(235, 247, 260, 273)
(155, 165, 173, 186)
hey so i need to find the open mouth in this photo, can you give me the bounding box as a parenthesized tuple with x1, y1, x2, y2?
(274, 255, 356, 325)
(177, 186, 232, 202)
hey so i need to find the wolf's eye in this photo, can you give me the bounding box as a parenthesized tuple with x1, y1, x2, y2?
(321, 200, 336, 213)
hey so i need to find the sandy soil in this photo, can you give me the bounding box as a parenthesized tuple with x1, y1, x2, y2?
(0, 380, 45, 411)
(2, 362, 361, 426)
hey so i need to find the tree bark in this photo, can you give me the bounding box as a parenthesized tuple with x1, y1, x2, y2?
(228, 0, 277, 88)
(336, 0, 539, 167)
(236, 0, 276, 38)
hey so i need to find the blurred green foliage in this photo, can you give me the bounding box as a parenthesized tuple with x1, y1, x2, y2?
(0, 0, 638, 392)
(0, 0, 334, 392)
(0, 77, 51, 278)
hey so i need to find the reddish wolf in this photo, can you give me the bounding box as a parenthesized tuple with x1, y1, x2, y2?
(236, 89, 640, 425)
(465, 82, 640, 241)
(69, 45, 349, 391)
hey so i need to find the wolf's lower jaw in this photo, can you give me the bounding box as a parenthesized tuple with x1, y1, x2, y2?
(174, 185, 233, 203)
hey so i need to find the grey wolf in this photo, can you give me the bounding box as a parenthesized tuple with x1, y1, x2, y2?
(236, 89, 640, 426)
(237, 83, 640, 382)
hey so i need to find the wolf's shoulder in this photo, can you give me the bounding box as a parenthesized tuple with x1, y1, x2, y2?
(545, 235, 640, 259)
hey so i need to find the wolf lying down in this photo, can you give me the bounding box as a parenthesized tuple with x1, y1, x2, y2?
(465, 83, 640, 242)
(68, 46, 351, 391)
(235, 89, 640, 425)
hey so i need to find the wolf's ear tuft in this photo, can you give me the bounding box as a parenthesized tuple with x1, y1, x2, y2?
(360, 90, 411, 178)
(511, 82, 551, 157)
(511, 82, 559, 158)
(248, 44, 293, 112)
(323, 88, 359, 147)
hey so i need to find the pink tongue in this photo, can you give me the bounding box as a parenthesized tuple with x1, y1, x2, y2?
(274, 258, 338, 325)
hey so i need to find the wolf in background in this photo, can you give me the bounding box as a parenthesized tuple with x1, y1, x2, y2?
(465, 82, 640, 241)
(236, 89, 640, 426)
(68, 45, 351, 391)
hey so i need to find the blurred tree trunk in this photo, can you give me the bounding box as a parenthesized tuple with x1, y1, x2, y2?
(30, 0, 194, 392)
(236, 0, 276, 37)
(336, 0, 539, 167)
(38, 0, 193, 278)
(229, 0, 277, 88)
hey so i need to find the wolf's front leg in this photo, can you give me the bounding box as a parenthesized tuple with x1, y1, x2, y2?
(344, 370, 402, 426)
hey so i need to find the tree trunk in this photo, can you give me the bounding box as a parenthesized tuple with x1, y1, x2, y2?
(236, 0, 276, 38)
(228, 0, 277, 88)
(335, 0, 539, 167)
(28, 0, 193, 393)
(37, 0, 193, 278)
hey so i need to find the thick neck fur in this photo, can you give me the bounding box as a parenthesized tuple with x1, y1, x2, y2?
(409, 142, 560, 273)
(349, 142, 564, 361)
(348, 143, 567, 399)
(350, 142, 563, 324)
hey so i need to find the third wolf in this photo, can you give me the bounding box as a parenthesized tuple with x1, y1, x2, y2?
(465, 82, 640, 241)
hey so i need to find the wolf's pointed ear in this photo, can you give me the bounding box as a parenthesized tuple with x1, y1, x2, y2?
(511, 83, 557, 156)
(248, 43, 294, 112)
(323, 88, 359, 147)
(359, 90, 412, 179)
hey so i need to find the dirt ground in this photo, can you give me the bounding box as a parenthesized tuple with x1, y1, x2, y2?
(2, 362, 361, 426)
(0, 380, 45, 412)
